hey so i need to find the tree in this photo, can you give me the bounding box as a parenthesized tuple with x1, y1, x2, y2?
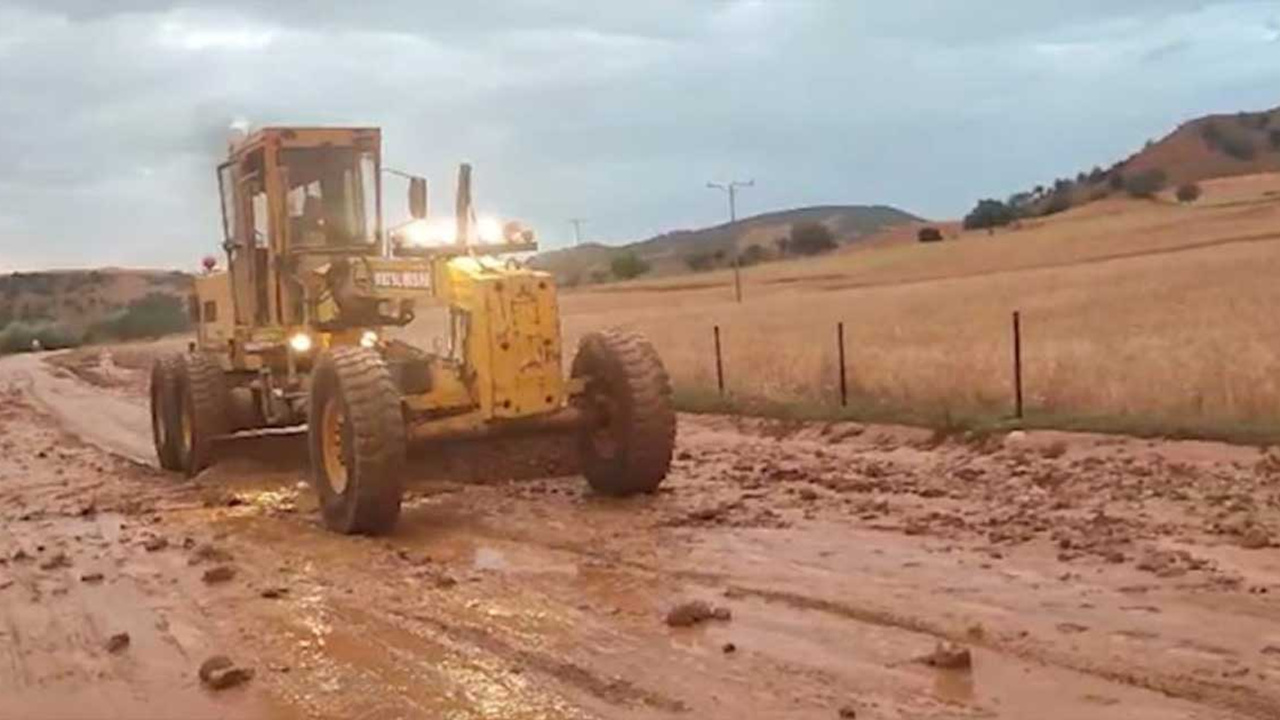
(1108, 171, 1125, 191)
(1175, 183, 1202, 204)
(962, 199, 1017, 231)
(1040, 192, 1072, 216)
(738, 244, 770, 266)
(609, 252, 650, 280)
(1270, 129, 1280, 151)
(788, 222, 837, 256)
(1124, 168, 1167, 199)
(917, 227, 943, 243)
(684, 252, 716, 272)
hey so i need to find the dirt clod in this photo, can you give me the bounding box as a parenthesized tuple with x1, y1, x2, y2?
(105, 632, 130, 654)
(39, 551, 71, 570)
(80, 570, 105, 583)
(837, 705, 858, 718)
(188, 543, 232, 565)
(1238, 527, 1271, 550)
(259, 586, 288, 599)
(202, 565, 236, 584)
(665, 600, 732, 628)
(919, 641, 972, 670)
(198, 655, 254, 690)
(142, 536, 168, 552)
(722, 642, 737, 654)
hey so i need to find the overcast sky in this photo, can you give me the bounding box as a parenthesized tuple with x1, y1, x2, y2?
(1, 1, 1278, 270)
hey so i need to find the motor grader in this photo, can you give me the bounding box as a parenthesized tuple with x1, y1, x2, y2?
(150, 126, 675, 535)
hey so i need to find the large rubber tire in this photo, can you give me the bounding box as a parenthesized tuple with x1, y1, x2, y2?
(308, 347, 406, 535)
(150, 355, 183, 471)
(571, 329, 676, 496)
(175, 353, 230, 478)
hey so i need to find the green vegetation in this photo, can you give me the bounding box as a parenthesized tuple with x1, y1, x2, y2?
(1176, 182, 1203, 204)
(917, 227, 943, 243)
(787, 222, 838, 256)
(1124, 168, 1168, 199)
(962, 199, 1017, 230)
(0, 292, 191, 355)
(610, 252, 651, 280)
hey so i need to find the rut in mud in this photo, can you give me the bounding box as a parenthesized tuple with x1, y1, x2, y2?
(2, 347, 1279, 719)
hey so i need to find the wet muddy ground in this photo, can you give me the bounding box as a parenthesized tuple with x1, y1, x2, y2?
(3, 348, 1280, 719)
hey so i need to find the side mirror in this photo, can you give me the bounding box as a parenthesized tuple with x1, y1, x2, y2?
(408, 177, 428, 220)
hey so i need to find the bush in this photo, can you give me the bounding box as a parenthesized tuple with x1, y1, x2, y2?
(1202, 120, 1258, 160)
(1124, 168, 1168, 198)
(962, 199, 1017, 230)
(917, 227, 944, 243)
(738, 244, 770, 266)
(788, 222, 838, 256)
(684, 252, 717, 272)
(0, 321, 82, 353)
(1041, 193, 1072, 216)
(609, 252, 651, 280)
(1270, 129, 1280, 151)
(1176, 183, 1202, 204)
(1108, 171, 1125, 191)
(84, 293, 191, 342)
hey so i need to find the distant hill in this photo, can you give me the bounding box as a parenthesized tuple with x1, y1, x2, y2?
(533, 204, 922, 283)
(1007, 106, 1280, 219)
(1119, 108, 1280, 186)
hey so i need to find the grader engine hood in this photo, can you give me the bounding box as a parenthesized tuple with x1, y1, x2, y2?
(311, 256, 437, 329)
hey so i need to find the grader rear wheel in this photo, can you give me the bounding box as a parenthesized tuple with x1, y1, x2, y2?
(149, 355, 183, 471)
(571, 329, 676, 496)
(308, 347, 406, 535)
(175, 353, 230, 477)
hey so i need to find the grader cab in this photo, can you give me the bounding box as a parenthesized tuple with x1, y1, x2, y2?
(150, 127, 675, 534)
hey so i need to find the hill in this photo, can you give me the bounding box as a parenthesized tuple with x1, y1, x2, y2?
(0, 269, 191, 351)
(1001, 106, 1280, 221)
(532, 204, 921, 284)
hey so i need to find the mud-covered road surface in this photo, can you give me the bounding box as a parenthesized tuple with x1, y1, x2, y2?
(4, 347, 1280, 719)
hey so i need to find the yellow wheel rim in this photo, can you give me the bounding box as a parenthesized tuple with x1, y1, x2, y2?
(320, 398, 349, 494)
(180, 400, 193, 453)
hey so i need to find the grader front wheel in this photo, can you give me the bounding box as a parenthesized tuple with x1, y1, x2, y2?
(149, 355, 183, 471)
(308, 348, 406, 535)
(175, 353, 229, 477)
(571, 329, 676, 496)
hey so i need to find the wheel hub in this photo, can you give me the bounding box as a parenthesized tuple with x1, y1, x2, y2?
(320, 398, 350, 494)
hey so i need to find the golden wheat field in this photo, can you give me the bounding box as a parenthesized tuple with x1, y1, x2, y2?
(524, 173, 1280, 438)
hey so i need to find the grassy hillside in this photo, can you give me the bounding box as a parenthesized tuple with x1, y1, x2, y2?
(0, 269, 191, 351)
(532, 204, 921, 284)
(525, 173, 1280, 441)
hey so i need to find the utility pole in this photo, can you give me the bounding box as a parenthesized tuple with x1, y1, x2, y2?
(568, 218, 587, 247)
(706, 179, 754, 303)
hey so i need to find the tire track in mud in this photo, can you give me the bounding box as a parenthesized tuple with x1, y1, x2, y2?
(389, 607, 690, 714)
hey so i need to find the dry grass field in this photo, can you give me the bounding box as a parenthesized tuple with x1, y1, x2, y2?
(498, 173, 1280, 440)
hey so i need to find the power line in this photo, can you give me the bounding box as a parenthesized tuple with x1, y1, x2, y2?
(706, 179, 755, 304)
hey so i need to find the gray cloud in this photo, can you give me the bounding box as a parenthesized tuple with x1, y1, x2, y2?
(0, 0, 1278, 270)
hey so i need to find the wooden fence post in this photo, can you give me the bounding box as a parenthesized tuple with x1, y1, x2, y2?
(837, 321, 848, 407)
(714, 325, 725, 396)
(1012, 311, 1024, 420)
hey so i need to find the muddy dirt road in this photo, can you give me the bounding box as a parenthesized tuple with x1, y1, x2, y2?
(3, 348, 1280, 719)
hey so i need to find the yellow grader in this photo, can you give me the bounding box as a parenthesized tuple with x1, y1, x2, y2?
(150, 127, 675, 534)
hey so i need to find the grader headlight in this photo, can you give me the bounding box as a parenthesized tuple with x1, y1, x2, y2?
(289, 332, 313, 353)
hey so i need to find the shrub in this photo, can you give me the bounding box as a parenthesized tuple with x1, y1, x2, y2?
(1041, 192, 1073, 216)
(1176, 183, 1202, 204)
(1270, 129, 1280, 151)
(84, 293, 191, 342)
(684, 252, 717, 272)
(738, 244, 770, 266)
(788, 222, 838, 256)
(589, 270, 609, 284)
(0, 321, 82, 353)
(917, 227, 944, 243)
(1108, 171, 1125, 191)
(1202, 120, 1258, 160)
(1087, 166, 1107, 185)
(1124, 168, 1168, 198)
(962, 199, 1017, 230)
(609, 252, 651, 280)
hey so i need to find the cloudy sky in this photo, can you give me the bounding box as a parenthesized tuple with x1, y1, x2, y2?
(1, 1, 1278, 270)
